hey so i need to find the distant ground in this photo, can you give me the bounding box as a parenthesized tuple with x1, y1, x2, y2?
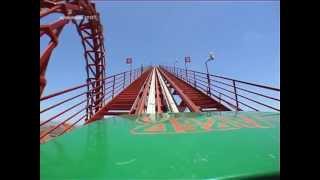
(40, 123, 74, 143)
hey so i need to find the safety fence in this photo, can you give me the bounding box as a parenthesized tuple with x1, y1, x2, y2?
(160, 66, 280, 112)
(40, 67, 148, 143)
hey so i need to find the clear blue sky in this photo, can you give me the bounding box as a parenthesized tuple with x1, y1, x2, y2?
(41, 0, 280, 96)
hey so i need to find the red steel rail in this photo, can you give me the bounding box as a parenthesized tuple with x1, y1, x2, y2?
(160, 66, 280, 112)
(135, 70, 154, 114)
(155, 72, 164, 113)
(40, 67, 147, 142)
(158, 68, 230, 112)
(40, 0, 106, 121)
(85, 68, 153, 123)
(41, 65, 279, 143)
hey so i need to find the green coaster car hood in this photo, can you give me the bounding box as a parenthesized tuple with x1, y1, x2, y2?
(41, 111, 280, 179)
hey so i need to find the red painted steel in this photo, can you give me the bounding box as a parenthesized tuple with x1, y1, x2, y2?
(39, 2, 280, 142)
(41, 64, 280, 143)
(40, 68, 145, 142)
(40, 0, 106, 121)
(161, 65, 280, 112)
(85, 69, 153, 123)
(135, 71, 153, 114)
(158, 68, 230, 112)
(155, 72, 164, 113)
(38, 0, 276, 144)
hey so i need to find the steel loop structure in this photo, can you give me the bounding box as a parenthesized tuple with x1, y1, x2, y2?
(40, 0, 106, 121)
(40, 1, 280, 144)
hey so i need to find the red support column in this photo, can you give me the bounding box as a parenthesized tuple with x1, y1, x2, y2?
(40, 0, 106, 120)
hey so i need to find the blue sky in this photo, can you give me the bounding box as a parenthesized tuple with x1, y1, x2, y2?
(41, 1, 279, 96)
(40, 1, 280, 125)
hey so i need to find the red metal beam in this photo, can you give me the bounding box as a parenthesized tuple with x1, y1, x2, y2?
(159, 67, 230, 112)
(161, 65, 279, 112)
(158, 68, 201, 112)
(40, 0, 106, 121)
(85, 69, 152, 124)
(135, 70, 154, 114)
(126, 69, 152, 114)
(178, 101, 187, 112)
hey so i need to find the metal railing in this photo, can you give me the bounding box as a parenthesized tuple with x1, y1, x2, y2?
(160, 66, 280, 112)
(40, 66, 149, 143)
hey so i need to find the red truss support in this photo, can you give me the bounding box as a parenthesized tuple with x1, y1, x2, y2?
(40, 0, 106, 121)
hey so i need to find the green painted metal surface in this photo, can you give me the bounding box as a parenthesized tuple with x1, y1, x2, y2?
(41, 112, 280, 179)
